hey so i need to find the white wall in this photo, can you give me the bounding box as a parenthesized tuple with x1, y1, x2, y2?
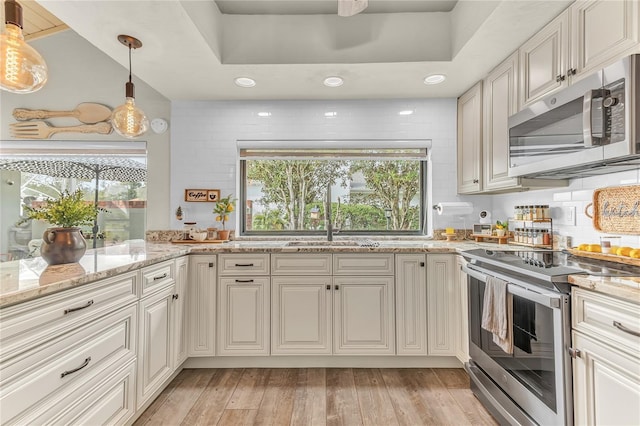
(0, 30, 172, 230)
(170, 98, 491, 234)
(491, 170, 640, 247)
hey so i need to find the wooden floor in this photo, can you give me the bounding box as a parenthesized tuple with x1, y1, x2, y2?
(135, 368, 497, 426)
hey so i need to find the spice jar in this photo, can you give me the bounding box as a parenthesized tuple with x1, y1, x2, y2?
(515, 206, 523, 220)
(543, 230, 551, 246)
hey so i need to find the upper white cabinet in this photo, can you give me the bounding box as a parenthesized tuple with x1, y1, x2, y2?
(457, 81, 483, 194)
(188, 255, 217, 357)
(520, 0, 639, 108)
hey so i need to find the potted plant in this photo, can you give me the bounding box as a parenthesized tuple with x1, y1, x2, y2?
(495, 220, 508, 237)
(21, 190, 99, 265)
(213, 194, 236, 240)
(175, 205, 183, 221)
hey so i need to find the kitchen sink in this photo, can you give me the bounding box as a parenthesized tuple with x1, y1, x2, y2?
(285, 240, 379, 247)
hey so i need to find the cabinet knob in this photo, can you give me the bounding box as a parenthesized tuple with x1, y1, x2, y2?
(472, 179, 479, 184)
(555, 74, 566, 82)
(326, 284, 331, 290)
(420, 262, 425, 267)
(172, 294, 179, 300)
(335, 285, 339, 290)
(568, 68, 577, 76)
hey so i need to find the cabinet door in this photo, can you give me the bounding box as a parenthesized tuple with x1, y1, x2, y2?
(483, 51, 520, 191)
(455, 256, 470, 363)
(218, 277, 270, 356)
(395, 254, 427, 355)
(457, 81, 483, 194)
(188, 255, 216, 357)
(571, 0, 640, 80)
(271, 276, 332, 355)
(137, 286, 174, 409)
(519, 11, 569, 108)
(333, 276, 395, 355)
(572, 331, 640, 426)
(427, 254, 456, 356)
(172, 256, 188, 368)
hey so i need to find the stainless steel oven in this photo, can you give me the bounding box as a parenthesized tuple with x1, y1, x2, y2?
(462, 249, 578, 425)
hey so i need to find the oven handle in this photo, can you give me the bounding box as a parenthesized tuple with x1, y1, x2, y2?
(583, 89, 606, 147)
(462, 264, 563, 309)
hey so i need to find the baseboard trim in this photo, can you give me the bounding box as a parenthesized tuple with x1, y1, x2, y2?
(184, 356, 463, 369)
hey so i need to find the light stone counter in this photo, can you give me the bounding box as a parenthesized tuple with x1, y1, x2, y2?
(568, 274, 640, 305)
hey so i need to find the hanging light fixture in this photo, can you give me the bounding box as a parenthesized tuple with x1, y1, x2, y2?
(0, 0, 48, 93)
(111, 34, 149, 139)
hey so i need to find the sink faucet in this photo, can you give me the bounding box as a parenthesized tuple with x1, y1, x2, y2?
(326, 183, 333, 241)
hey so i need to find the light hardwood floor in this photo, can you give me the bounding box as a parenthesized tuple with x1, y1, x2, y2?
(135, 368, 497, 426)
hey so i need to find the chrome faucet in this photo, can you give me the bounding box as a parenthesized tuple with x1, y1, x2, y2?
(326, 182, 333, 241)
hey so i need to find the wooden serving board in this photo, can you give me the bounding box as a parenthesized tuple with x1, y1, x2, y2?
(566, 248, 640, 267)
(471, 234, 509, 244)
(171, 239, 228, 244)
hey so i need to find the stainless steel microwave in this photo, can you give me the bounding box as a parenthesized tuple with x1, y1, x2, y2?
(508, 54, 640, 179)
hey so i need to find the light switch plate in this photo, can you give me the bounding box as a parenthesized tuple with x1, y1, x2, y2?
(556, 206, 576, 226)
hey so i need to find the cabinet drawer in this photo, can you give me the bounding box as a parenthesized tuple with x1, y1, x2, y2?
(0, 271, 137, 362)
(219, 254, 270, 275)
(17, 360, 137, 426)
(272, 253, 332, 275)
(0, 304, 137, 424)
(334, 253, 394, 275)
(141, 260, 175, 296)
(572, 287, 640, 356)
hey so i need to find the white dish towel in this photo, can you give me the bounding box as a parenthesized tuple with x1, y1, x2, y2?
(481, 275, 514, 354)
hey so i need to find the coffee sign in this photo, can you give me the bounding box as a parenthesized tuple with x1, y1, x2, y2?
(185, 189, 216, 202)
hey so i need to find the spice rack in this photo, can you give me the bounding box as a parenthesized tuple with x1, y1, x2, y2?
(509, 218, 553, 249)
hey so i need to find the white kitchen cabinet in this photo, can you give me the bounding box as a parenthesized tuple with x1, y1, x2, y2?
(137, 285, 174, 409)
(570, 0, 640, 81)
(272, 253, 332, 275)
(519, 11, 569, 107)
(571, 287, 640, 425)
(519, 0, 639, 108)
(457, 81, 483, 194)
(333, 253, 394, 275)
(271, 276, 332, 355)
(395, 254, 427, 355)
(455, 256, 470, 363)
(427, 254, 456, 356)
(333, 276, 395, 355)
(217, 277, 270, 356)
(172, 256, 188, 368)
(188, 255, 216, 357)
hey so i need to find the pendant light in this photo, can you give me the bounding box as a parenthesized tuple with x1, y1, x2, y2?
(111, 34, 149, 139)
(0, 0, 48, 93)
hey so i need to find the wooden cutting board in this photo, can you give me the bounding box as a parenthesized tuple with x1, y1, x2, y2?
(566, 248, 640, 267)
(171, 239, 228, 244)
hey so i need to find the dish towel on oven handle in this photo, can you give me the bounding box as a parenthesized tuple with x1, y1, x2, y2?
(481, 275, 514, 354)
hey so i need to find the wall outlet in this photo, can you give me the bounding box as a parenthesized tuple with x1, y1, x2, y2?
(556, 206, 576, 226)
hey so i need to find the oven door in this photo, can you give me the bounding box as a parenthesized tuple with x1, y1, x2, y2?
(464, 264, 573, 426)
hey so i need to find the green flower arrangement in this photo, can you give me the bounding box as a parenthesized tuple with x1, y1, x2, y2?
(495, 220, 509, 230)
(213, 194, 236, 230)
(21, 190, 99, 228)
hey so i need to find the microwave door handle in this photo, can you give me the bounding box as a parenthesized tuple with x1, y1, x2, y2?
(583, 89, 604, 147)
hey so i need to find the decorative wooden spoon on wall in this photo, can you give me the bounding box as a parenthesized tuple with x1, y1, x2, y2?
(12, 103, 112, 124)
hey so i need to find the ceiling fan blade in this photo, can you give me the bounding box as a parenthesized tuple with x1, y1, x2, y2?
(338, 0, 368, 17)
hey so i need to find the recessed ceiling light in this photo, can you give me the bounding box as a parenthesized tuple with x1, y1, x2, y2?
(398, 110, 414, 115)
(324, 111, 338, 117)
(257, 112, 271, 117)
(424, 74, 446, 85)
(235, 77, 256, 88)
(323, 76, 344, 87)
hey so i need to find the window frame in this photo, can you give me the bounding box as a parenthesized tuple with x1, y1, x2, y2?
(239, 155, 428, 237)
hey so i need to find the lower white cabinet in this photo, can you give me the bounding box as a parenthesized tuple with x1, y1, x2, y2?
(395, 254, 427, 355)
(188, 255, 216, 357)
(172, 256, 189, 368)
(333, 276, 395, 355)
(271, 276, 332, 355)
(137, 285, 174, 409)
(217, 277, 270, 356)
(427, 254, 456, 356)
(572, 288, 640, 425)
(455, 256, 470, 363)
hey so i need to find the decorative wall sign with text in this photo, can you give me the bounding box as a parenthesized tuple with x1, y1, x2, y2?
(585, 185, 640, 235)
(185, 189, 220, 202)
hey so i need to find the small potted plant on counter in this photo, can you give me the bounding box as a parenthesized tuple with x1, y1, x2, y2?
(175, 205, 183, 221)
(495, 220, 508, 237)
(213, 194, 236, 240)
(21, 190, 99, 265)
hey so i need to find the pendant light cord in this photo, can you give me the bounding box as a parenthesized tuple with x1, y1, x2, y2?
(128, 42, 133, 84)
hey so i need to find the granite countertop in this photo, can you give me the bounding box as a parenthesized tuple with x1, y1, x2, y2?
(2, 238, 639, 308)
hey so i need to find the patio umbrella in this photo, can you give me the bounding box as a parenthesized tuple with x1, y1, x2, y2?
(0, 155, 147, 248)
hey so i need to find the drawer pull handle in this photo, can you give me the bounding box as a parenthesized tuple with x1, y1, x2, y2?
(61, 357, 91, 378)
(235, 263, 254, 267)
(235, 279, 254, 283)
(613, 321, 640, 338)
(64, 300, 94, 315)
(153, 273, 168, 281)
